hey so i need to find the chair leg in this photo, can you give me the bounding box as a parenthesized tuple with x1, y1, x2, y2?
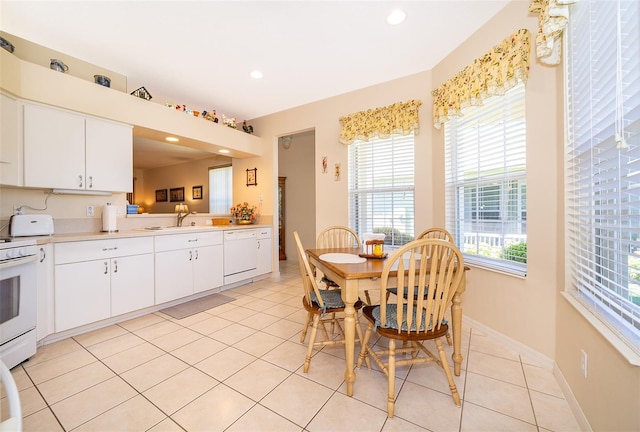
(364, 290, 372, 306)
(435, 338, 461, 406)
(445, 331, 452, 346)
(304, 314, 321, 373)
(356, 321, 374, 369)
(354, 312, 371, 369)
(300, 311, 312, 343)
(387, 339, 396, 418)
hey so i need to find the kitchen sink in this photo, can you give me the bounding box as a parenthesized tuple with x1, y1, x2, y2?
(142, 225, 208, 231)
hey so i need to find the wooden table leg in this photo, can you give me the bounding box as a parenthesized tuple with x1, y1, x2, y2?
(342, 279, 358, 397)
(451, 292, 463, 376)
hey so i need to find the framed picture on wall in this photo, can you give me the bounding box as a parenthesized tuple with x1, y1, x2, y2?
(246, 168, 257, 186)
(192, 185, 203, 200)
(155, 189, 167, 202)
(170, 187, 185, 202)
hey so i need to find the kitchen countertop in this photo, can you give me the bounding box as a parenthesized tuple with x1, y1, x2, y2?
(16, 224, 272, 245)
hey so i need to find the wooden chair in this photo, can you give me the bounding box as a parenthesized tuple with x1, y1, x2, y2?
(357, 238, 465, 417)
(293, 231, 367, 373)
(416, 227, 454, 242)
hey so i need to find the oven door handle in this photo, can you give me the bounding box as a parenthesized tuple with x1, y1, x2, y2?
(0, 254, 38, 269)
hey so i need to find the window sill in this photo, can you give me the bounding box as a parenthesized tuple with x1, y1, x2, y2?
(562, 291, 640, 366)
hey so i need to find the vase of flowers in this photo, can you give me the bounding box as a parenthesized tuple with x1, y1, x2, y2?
(230, 202, 257, 224)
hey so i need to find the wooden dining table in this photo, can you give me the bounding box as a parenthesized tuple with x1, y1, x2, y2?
(306, 247, 467, 397)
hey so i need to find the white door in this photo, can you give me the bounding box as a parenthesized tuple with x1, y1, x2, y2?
(55, 260, 111, 332)
(155, 249, 194, 304)
(256, 237, 273, 275)
(111, 254, 154, 316)
(193, 245, 223, 294)
(23, 104, 85, 189)
(85, 118, 132, 192)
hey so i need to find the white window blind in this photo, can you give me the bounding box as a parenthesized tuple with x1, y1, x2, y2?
(348, 134, 415, 247)
(444, 83, 527, 275)
(566, 0, 640, 351)
(209, 165, 232, 214)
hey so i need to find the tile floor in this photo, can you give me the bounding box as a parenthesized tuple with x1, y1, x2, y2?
(1, 261, 582, 431)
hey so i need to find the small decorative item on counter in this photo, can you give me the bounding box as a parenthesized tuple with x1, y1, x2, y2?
(0, 36, 15, 53)
(50, 59, 68, 73)
(360, 239, 387, 259)
(131, 86, 152, 100)
(126, 204, 139, 214)
(223, 115, 237, 129)
(230, 202, 257, 224)
(242, 120, 254, 134)
(93, 75, 111, 87)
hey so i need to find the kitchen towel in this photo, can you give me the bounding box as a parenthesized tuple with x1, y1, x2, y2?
(102, 203, 118, 232)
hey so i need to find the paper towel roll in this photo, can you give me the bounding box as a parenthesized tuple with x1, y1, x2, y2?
(102, 203, 118, 232)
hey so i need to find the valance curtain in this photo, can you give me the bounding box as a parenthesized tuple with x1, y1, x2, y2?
(432, 29, 530, 129)
(529, 0, 575, 66)
(339, 99, 422, 146)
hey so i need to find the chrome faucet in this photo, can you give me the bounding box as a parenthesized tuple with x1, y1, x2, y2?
(176, 210, 191, 227)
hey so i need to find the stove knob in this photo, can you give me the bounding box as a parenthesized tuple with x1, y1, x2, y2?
(5, 249, 16, 259)
(17, 247, 28, 257)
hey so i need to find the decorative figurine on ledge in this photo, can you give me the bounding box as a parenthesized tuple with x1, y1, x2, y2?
(242, 120, 254, 134)
(223, 115, 237, 129)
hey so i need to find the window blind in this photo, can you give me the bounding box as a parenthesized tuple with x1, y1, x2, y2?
(209, 165, 232, 214)
(566, 0, 640, 351)
(348, 134, 415, 247)
(444, 83, 527, 275)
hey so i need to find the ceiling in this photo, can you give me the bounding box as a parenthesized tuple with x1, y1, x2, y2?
(1, 0, 511, 168)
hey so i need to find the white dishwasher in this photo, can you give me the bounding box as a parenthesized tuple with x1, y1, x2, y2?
(224, 229, 257, 284)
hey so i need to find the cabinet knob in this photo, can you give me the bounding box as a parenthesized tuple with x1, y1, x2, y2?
(194, 250, 199, 260)
(78, 175, 83, 188)
(103, 261, 108, 274)
(189, 250, 193, 261)
(88, 176, 93, 188)
(113, 260, 118, 273)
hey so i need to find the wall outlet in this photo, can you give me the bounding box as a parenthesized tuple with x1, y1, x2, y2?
(580, 349, 588, 378)
(86, 205, 95, 217)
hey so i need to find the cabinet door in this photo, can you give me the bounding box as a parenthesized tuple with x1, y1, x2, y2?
(36, 244, 54, 341)
(55, 260, 111, 332)
(111, 254, 154, 316)
(85, 118, 132, 192)
(155, 249, 194, 304)
(0, 93, 22, 186)
(24, 103, 85, 189)
(256, 238, 273, 275)
(193, 244, 223, 294)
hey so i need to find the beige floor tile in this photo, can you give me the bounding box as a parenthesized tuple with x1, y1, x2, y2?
(393, 381, 463, 430)
(84, 332, 146, 359)
(405, 360, 466, 398)
(461, 401, 538, 432)
(143, 367, 218, 415)
(205, 300, 240, 314)
(118, 313, 167, 331)
(74, 394, 167, 431)
(382, 416, 430, 431)
(133, 320, 184, 341)
(151, 327, 203, 351)
(247, 287, 278, 299)
(101, 341, 165, 374)
(50, 376, 137, 430)
(195, 346, 257, 381)
(233, 330, 285, 357)
(464, 372, 535, 424)
(263, 302, 301, 318)
(242, 298, 279, 312)
(37, 361, 115, 405)
(307, 391, 388, 432)
(24, 348, 96, 384)
(285, 308, 310, 325)
(261, 374, 334, 428)
(340, 367, 404, 412)
(22, 407, 64, 432)
(262, 291, 297, 304)
(231, 284, 263, 296)
(120, 353, 189, 392)
(262, 318, 304, 340)
(466, 350, 526, 387)
(261, 340, 310, 372)
(12, 386, 47, 417)
(218, 305, 262, 322)
(238, 311, 282, 330)
(170, 335, 227, 365)
(209, 322, 257, 345)
(530, 389, 582, 432)
(26, 338, 84, 367)
(227, 403, 302, 432)
(166, 310, 213, 326)
(295, 351, 346, 390)
(147, 417, 185, 432)
(171, 385, 254, 431)
(225, 359, 291, 401)
(6, 365, 33, 393)
(187, 315, 234, 335)
(469, 332, 520, 362)
(522, 364, 564, 398)
(73, 324, 128, 347)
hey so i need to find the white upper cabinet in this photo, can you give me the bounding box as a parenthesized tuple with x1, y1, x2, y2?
(0, 93, 23, 186)
(23, 102, 132, 192)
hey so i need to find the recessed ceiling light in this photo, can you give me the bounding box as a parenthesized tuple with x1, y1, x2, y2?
(387, 9, 406, 25)
(250, 70, 263, 79)
(219, 149, 230, 154)
(165, 137, 179, 142)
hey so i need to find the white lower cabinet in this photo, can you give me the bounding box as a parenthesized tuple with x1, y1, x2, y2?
(54, 237, 154, 332)
(36, 244, 54, 341)
(155, 231, 223, 304)
(256, 227, 272, 276)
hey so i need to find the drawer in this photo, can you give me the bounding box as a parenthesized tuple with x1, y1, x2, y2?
(154, 231, 223, 252)
(256, 227, 272, 239)
(55, 237, 153, 264)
